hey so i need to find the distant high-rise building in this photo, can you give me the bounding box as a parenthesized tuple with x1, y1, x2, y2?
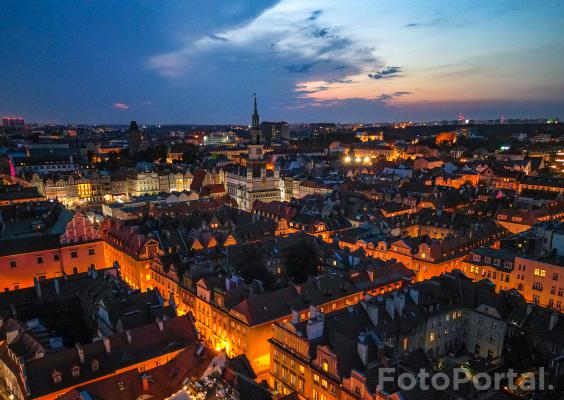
(309, 123, 336, 138)
(2, 116, 25, 128)
(127, 120, 146, 156)
(260, 121, 289, 142)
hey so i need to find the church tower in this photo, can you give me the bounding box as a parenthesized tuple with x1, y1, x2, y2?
(248, 93, 263, 160)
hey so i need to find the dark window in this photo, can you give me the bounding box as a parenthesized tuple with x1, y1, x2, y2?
(88, 249, 95, 255)
(71, 251, 78, 258)
(53, 254, 60, 261)
(37, 256, 43, 264)
(10, 260, 16, 268)
(72, 267, 79, 274)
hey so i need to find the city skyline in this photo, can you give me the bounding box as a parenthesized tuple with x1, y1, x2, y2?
(1, 0, 564, 124)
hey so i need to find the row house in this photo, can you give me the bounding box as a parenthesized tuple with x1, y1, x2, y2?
(461, 247, 564, 310)
(100, 219, 160, 291)
(518, 176, 564, 193)
(181, 269, 412, 375)
(127, 172, 160, 197)
(268, 271, 522, 400)
(0, 206, 105, 291)
(337, 220, 506, 282)
(433, 171, 479, 189)
(496, 205, 564, 233)
(29, 173, 126, 206)
(0, 315, 202, 400)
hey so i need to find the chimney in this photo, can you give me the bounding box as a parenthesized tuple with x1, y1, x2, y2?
(309, 304, 318, 320)
(394, 293, 406, 317)
(385, 297, 395, 320)
(367, 302, 379, 327)
(54, 278, 60, 296)
(156, 317, 164, 332)
(168, 295, 177, 315)
(549, 313, 559, 331)
(125, 330, 132, 344)
(141, 373, 151, 392)
(291, 309, 300, 325)
(377, 343, 389, 368)
(103, 336, 111, 354)
(76, 343, 84, 363)
(357, 333, 369, 366)
(34, 277, 42, 299)
(306, 311, 324, 340)
(409, 287, 419, 305)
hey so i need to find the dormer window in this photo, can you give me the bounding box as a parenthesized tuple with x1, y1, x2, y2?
(71, 365, 80, 377)
(52, 370, 62, 383)
(91, 359, 99, 371)
(473, 254, 481, 262)
(322, 359, 329, 373)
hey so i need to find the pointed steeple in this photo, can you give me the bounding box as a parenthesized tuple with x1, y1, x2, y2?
(251, 93, 260, 130)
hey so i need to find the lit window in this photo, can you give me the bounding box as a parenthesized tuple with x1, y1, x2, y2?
(533, 269, 546, 278)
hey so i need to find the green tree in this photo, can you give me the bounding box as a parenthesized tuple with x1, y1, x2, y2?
(181, 144, 199, 164)
(284, 241, 318, 283)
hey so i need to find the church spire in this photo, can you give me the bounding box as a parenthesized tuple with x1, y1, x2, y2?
(251, 93, 260, 130)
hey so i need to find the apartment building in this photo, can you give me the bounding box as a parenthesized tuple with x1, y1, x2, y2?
(268, 271, 520, 399)
(461, 247, 564, 310)
(0, 204, 105, 291)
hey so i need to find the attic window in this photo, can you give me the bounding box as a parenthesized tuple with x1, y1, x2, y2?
(91, 360, 99, 371)
(71, 365, 80, 377)
(52, 370, 62, 383)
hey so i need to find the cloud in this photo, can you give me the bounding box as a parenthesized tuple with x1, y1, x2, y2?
(312, 27, 329, 38)
(307, 9, 322, 21)
(368, 66, 402, 80)
(207, 33, 229, 42)
(286, 63, 316, 73)
(404, 15, 466, 29)
(147, 52, 190, 77)
(148, 1, 379, 82)
(112, 102, 129, 110)
(375, 91, 412, 101)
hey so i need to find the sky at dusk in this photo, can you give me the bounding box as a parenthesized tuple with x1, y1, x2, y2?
(1, 0, 564, 124)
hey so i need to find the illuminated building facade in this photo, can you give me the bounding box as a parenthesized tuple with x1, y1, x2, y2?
(225, 95, 281, 211)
